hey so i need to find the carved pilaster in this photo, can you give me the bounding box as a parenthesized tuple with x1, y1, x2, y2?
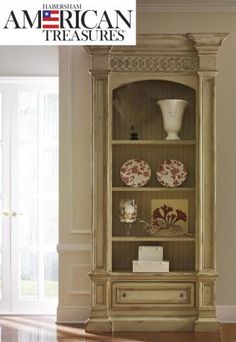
(90, 274, 109, 318)
(85, 47, 112, 333)
(192, 34, 228, 332)
(90, 71, 109, 272)
(195, 273, 219, 332)
(86, 47, 111, 71)
(86, 273, 112, 332)
(195, 70, 218, 332)
(198, 71, 217, 272)
(86, 71, 110, 331)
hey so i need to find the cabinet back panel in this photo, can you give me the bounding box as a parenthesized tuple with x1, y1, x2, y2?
(112, 241, 195, 272)
(113, 145, 196, 187)
(112, 80, 196, 141)
(112, 191, 195, 236)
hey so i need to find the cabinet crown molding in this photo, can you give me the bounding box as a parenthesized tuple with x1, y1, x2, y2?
(87, 34, 228, 73)
(187, 33, 229, 55)
(111, 34, 195, 54)
(87, 33, 228, 56)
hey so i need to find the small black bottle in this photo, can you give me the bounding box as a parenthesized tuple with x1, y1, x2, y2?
(130, 126, 138, 140)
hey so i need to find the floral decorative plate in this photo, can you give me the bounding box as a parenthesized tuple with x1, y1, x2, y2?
(120, 159, 151, 187)
(156, 159, 187, 188)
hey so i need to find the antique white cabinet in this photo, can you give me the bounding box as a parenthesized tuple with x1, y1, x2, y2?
(85, 34, 227, 333)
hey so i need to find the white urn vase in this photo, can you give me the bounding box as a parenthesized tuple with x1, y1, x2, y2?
(157, 99, 188, 140)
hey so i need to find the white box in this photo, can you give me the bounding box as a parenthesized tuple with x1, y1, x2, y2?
(132, 260, 169, 273)
(138, 246, 163, 261)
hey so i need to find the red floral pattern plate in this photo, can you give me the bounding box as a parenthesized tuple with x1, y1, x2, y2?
(156, 160, 187, 188)
(120, 159, 151, 187)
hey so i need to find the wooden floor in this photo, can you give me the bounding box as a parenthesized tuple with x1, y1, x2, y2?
(0, 316, 235, 341)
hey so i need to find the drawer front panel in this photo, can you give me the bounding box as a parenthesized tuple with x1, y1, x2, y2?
(112, 282, 195, 308)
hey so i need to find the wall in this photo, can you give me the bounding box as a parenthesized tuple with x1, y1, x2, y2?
(57, 47, 92, 323)
(0, 46, 58, 76)
(58, 12, 236, 323)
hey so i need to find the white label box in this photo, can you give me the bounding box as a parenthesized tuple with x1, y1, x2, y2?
(138, 246, 163, 261)
(133, 260, 169, 273)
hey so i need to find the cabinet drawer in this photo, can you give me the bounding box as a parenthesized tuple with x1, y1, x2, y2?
(112, 282, 195, 308)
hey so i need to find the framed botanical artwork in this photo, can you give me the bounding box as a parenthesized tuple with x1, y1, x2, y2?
(149, 199, 189, 236)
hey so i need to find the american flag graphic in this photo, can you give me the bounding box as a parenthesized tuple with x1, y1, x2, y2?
(42, 10, 59, 29)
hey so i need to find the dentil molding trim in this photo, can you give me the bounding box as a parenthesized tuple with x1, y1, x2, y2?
(137, 0, 236, 13)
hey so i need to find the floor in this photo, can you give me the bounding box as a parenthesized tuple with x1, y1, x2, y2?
(0, 316, 235, 342)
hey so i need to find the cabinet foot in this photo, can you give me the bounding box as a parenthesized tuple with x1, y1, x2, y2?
(194, 318, 221, 332)
(85, 318, 112, 334)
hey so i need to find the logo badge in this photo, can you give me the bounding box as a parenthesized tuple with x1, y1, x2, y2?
(0, 0, 136, 45)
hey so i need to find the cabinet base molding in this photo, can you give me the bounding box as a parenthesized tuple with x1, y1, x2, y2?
(194, 318, 221, 332)
(86, 317, 222, 333)
(85, 318, 113, 333)
(112, 317, 195, 332)
(86, 317, 197, 333)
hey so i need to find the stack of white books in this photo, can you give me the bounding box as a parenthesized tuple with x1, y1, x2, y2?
(132, 246, 169, 272)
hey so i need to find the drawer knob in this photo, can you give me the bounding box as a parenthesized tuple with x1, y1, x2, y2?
(180, 293, 184, 298)
(122, 293, 126, 298)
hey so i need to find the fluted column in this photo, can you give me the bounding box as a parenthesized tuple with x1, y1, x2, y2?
(188, 33, 228, 332)
(86, 48, 112, 333)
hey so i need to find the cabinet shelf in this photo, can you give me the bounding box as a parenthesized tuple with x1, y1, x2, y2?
(110, 271, 196, 277)
(112, 187, 195, 192)
(112, 236, 195, 242)
(112, 140, 196, 146)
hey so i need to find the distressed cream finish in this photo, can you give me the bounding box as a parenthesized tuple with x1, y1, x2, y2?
(112, 282, 195, 307)
(85, 34, 227, 333)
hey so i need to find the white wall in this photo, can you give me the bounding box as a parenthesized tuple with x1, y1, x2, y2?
(57, 47, 92, 323)
(0, 46, 58, 76)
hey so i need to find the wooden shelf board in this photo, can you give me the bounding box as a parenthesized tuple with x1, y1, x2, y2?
(112, 187, 195, 192)
(112, 236, 195, 242)
(112, 140, 196, 145)
(110, 271, 196, 276)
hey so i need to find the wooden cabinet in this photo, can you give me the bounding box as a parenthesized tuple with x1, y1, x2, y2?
(85, 33, 228, 333)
